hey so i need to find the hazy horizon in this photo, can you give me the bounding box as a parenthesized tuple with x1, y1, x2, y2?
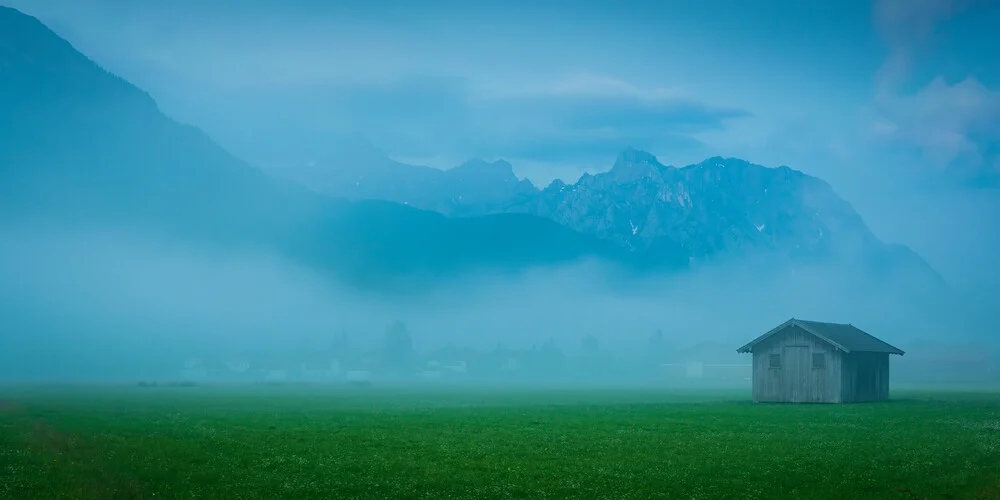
(3, 6, 999, 499)
(0, 1, 998, 383)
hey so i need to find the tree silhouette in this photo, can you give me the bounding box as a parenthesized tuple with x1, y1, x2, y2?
(331, 328, 347, 351)
(332, 328, 352, 363)
(649, 329, 665, 354)
(581, 334, 601, 355)
(535, 338, 565, 378)
(381, 320, 415, 375)
(644, 329, 668, 371)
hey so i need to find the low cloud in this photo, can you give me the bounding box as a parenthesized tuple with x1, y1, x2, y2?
(868, 0, 999, 188)
(257, 74, 748, 171)
(0, 220, 988, 381)
(868, 77, 1000, 186)
(872, 0, 973, 95)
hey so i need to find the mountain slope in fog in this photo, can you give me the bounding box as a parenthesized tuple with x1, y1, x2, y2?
(271, 143, 540, 218)
(0, 7, 633, 286)
(277, 144, 943, 289)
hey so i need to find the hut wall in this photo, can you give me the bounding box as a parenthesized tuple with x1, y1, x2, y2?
(751, 326, 843, 403)
(841, 352, 890, 402)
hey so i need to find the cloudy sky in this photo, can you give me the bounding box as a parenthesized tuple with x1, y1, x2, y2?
(4, 0, 1000, 289)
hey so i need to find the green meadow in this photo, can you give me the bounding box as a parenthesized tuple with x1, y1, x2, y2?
(1, 385, 998, 499)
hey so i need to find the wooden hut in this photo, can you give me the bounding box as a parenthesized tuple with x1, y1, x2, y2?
(736, 318, 905, 403)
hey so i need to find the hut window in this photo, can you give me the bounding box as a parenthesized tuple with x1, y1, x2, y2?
(768, 353, 781, 368)
(812, 353, 826, 370)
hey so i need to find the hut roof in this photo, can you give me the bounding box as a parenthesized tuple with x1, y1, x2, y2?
(736, 318, 905, 355)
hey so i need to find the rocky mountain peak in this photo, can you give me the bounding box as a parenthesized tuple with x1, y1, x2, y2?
(443, 158, 539, 202)
(450, 158, 517, 182)
(544, 179, 569, 192)
(608, 148, 665, 183)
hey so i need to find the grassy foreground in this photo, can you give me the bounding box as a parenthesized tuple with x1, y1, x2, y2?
(1, 385, 998, 499)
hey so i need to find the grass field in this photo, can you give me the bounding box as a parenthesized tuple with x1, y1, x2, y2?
(1, 385, 998, 499)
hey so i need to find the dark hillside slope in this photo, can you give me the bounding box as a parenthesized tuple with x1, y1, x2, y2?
(0, 7, 628, 287)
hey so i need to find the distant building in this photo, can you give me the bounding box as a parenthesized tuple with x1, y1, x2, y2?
(659, 342, 751, 382)
(346, 370, 372, 384)
(658, 361, 751, 381)
(265, 369, 288, 382)
(180, 358, 208, 381)
(300, 357, 340, 381)
(225, 360, 250, 375)
(737, 318, 905, 403)
(503, 358, 520, 372)
(424, 346, 474, 378)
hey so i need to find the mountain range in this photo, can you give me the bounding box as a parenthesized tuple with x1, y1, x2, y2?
(273, 144, 943, 289)
(0, 6, 942, 293)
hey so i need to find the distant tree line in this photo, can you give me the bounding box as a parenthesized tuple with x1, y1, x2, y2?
(327, 320, 678, 383)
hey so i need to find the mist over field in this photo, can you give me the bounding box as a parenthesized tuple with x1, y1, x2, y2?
(0, 0, 998, 386)
(0, 218, 989, 383)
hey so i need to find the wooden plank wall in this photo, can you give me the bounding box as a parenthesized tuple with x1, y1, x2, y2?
(751, 326, 842, 403)
(841, 352, 890, 402)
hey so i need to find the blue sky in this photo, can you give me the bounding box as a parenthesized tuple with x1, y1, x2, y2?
(4, 0, 1000, 289)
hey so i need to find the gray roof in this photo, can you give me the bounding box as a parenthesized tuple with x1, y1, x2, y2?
(736, 318, 905, 355)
